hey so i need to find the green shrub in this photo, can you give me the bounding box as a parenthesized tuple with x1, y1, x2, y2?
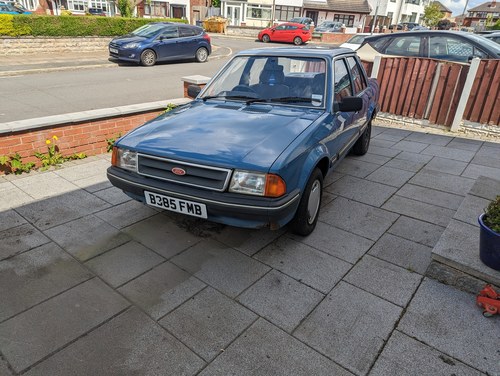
(3, 15, 187, 37)
(484, 195, 500, 233)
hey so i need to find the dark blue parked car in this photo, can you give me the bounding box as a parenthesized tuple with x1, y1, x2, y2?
(109, 22, 211, 66)
(107, 47, 379, 235)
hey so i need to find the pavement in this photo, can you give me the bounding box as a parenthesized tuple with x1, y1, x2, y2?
(1, 125, 500, 376)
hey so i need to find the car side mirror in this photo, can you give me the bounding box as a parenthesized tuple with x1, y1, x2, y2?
(271, 28, 276, 32)
(159, 36, 164, 41)
(187, 85, 202, 98)
(337, 96, 363, 112)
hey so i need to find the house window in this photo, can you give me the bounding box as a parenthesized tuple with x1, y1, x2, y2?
(246, 4, 271, 19)
(274, 5, 301, 21)
(387, 12, 394, 23)
(405, 0, 420, 4)
(145, 2, 167, 17)
(67, 0, 86, 11)
(90, 0, 108, 11)
(333, 14, 355, 27)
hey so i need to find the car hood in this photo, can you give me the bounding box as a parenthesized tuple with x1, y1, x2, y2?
(117, 101, 322, 171)
(111, 35, 148, 45)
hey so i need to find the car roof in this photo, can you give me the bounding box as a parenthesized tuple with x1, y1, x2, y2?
(236, 46, 357, 58)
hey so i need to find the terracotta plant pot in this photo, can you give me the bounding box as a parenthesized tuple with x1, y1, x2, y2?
(478, 213, 500, 271)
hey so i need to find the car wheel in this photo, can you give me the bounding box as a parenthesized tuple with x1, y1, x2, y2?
(140, 49, 156, 67)
(289, 168, 323, 236)
(293, 36, 303, 45)
(195, 47, 208, 63)
(351, 121, 371, 156)
(262, 34, 270, 43)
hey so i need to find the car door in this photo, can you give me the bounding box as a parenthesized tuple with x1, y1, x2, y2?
(383, 35, 423, 57)
(177, 26, 200, 59)
(272, 25, 288, 42)
(428, 35, 488, 63)
(155, 26, 182, 61)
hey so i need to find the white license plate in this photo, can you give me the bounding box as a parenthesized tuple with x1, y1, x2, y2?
(144, 191, 207, 219)
(109, 48, 118, 54)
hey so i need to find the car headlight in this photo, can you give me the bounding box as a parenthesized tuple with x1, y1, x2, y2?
(111, 147, 137, 172)
(123, 42, 140, 49)
(229, 170, 286, 198)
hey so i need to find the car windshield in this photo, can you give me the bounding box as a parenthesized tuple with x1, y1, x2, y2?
(200, 55, 327, 108)
(467, 33, 500, 53)
(346, 35, 367, 44)
(131, 24, 166, 38)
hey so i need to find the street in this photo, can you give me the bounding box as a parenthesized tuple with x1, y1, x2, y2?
(0, 36, 283, 123)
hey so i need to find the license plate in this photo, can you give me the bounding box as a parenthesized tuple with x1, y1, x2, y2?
(144, 191, 207, 219)
(109, 48, 118, 54)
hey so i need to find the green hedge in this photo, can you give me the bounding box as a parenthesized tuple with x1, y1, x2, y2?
(0, 15, 187, 37)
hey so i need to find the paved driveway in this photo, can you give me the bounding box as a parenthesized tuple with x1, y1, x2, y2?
(0, 125, 499, 375)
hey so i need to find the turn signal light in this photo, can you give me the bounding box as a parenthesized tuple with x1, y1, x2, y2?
(265, 174, 286, 197)
(111, 146, 117, 166)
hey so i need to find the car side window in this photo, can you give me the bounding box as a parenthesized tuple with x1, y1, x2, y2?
(159, 27, 179, 39)
(385, 36, 421, 56)
(179, 27, 197, 38)
(334, 59, 353, 102)
(275, 25, 286, 31)
(429, 36, 486, 62)
(346, 57, 367, 94)
(286, 25, 298, 30)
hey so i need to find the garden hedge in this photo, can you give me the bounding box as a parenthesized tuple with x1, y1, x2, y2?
(0, 15, 187, 37)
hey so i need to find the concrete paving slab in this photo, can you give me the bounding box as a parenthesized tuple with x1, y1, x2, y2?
(118, 262, 206, 320)
(391, 140, 429, 153)
(424, 157, 468, 176)
(171, 239, 270, 298)
(394, 150, 434, 164)
(370, 330, 484, 376)
(383, 157, 425, 173)
(470, 154, 500, 169)
(321, 197, 398, 241)
(122, 214, 201, 259)
(95, 199, 158, 229)
(370, 138, 397, 148)
(366, 166, 415, 188)
(383, 195, 455, 227)
(200, 318, 352, 376)
(0, 208, 27, 232)
(373, 132, 406, 143)
(73, 176, 112, 193)
(398, 278, 500, 375)
(295, 282, 402, 376)
(44, 214, 131, 261)
(377, 127, 412, 138)
(160, 287, 257, 361)
(161, 211, 226, 238)
(0, 223, 50, 260)
(211, 226, 286, 257)
(323, 170, 344, 188)
(396, 183, 464, 210)
(344, 255, 422, 307)
(404, 132, 452, 146)
(0, 181, 33, 210)
(421, 145, 476, 163)
(0, 278, 129, 373)
(11, 172, 79, 200)
(326, 175, 397, 207)
(237, 270, 324, 332)
(453, 194, 490, 227)
(366, 145, 401, 158)
(447, 137, 483, 152)
(335, 158, 381, 178)
(348, 152, 392, 166)
(93, 185, 131, 205)
(289, 220, 373, 264)
(388, 216, 445, 248)
(432, 220, 500, 286)
(85, 241, 164, 288)
(0, 357, 12, 376)
(24, 307, 205, 376)
(320, 190, 337, 207)
(462, 163, 500, 181)
(53, 159, 110, 181)
(409, 169, 475, 196)
(255, 236, 351, 293)
(15, 189, 110, 230)
(468, 176, 500, 201)
(369, 233, 432, 274)
(0, 242, 93, 322)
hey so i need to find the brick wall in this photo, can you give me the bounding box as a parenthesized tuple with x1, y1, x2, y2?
(0, 37, 111, 56)
(0, 111, 161, 170)
(318, 33, 353, 44)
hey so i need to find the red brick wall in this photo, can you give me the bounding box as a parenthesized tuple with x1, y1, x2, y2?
(0, 110, 161, 171)
(319, 33, 353, 44)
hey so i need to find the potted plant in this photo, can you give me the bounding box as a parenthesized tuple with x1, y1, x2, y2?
(478, 195, 500, 271)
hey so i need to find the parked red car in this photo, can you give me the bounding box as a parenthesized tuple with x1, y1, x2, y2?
(258, 22, 312, 45)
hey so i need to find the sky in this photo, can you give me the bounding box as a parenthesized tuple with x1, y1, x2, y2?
(438, 0, 488, 16)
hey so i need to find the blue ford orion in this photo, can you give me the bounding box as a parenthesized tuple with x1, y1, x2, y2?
(107, 47, 379, 235)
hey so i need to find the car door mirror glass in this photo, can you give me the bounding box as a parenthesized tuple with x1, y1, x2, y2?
(338, 96, 363, 112)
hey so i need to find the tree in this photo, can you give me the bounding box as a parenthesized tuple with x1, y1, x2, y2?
(437, 19, 451, 30)
(117, 0, 133, 17)
(422, 3, 442, 27)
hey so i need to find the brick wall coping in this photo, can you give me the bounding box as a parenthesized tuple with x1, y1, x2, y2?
(181, 75, 211, 85)
(0, 98, 191, 135)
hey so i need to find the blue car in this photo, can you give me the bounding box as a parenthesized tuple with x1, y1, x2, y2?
(0, 2, 31, 14)
(109, 22, 211, 66)
(107, 47, 379, 235)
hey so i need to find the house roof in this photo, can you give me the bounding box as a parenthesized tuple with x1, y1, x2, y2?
(303, 0, 372, 14)
(468, 1, 499, 12)
(431, 1, 453, 13)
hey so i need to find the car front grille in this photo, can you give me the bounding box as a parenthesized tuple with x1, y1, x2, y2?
(109, 42, 119, 49)
(137, 154, 232, 191)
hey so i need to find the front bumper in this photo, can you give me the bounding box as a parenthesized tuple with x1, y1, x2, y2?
(107, 167, 301, 230)
(109, 48, 141, 63)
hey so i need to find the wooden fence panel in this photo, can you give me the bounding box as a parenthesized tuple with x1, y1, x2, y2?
(414, 60, 437, 119)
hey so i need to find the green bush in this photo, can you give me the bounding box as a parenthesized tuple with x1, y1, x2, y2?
(3, 15, 187, 37)
(484, 195, 500, 234)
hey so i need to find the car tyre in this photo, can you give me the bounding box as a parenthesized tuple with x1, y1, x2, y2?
(262, 34, 271, 43)
(289, 168, 323, 236)
(195, 47, 208, 63)
(351, 121, 371, 156)
(140, 49, 156, 67)
(293, 36, 303, 45)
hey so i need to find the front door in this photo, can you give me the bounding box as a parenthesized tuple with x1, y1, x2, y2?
(227, 5, 241, 26)
(305, 11, 318, 27)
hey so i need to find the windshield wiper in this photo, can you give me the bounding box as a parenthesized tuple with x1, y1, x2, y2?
(202, 95, 264, 103)
(269, 97, 313, 103)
